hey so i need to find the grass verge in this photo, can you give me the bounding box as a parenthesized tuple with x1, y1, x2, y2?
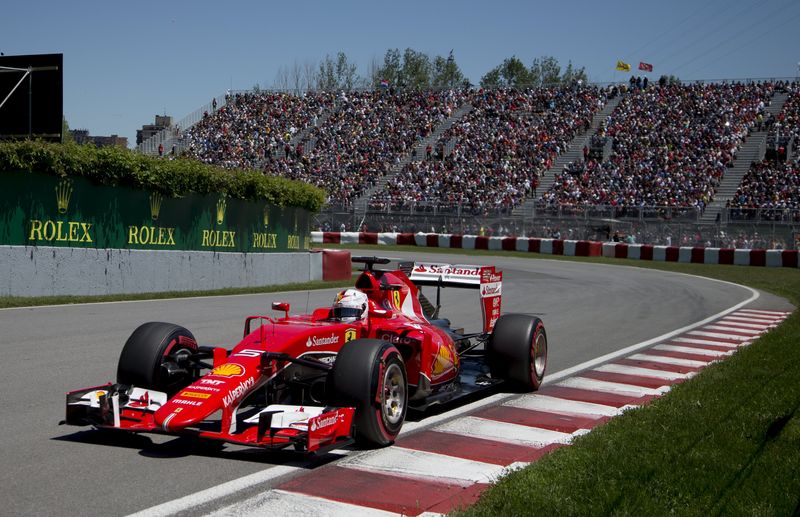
(325, 243, 800, 514)
(0, 279, 353, 309)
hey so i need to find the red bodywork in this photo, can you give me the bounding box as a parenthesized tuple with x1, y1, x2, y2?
(65, 263, 502, 452)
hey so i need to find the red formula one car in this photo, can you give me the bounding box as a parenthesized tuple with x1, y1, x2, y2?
(63, 257, 548, 452)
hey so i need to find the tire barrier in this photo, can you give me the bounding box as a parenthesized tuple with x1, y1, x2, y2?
(311, 232, 799, 268)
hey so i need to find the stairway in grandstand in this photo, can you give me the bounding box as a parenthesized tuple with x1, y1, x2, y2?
(351, 101, 475, 221)
(699, 91, 790, 224)
(269, 108, 335, 163)
(511, 94, 623, 218)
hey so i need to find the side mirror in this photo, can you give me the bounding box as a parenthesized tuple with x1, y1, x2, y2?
(272, 302, 290, 318)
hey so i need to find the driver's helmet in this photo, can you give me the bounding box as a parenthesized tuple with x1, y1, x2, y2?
(332, 288, 368, 322)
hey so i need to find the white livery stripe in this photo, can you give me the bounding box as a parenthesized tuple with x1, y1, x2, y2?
(436, 416, 575, 447)
(341, 443, 507, 484)
(504, 394, 622, 417)
(703, 325, 763, 335)
(204, 489, 398, 517)
(628, 353, 709, 368)
(653, 344, 731, 357)
(594, 363, 689, 380)
(687, 330, 751, 341)
(557, 376, 668, 396)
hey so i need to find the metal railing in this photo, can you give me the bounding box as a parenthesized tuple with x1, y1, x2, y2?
(136, 94, 228, 156)
(315, 203, 800, 249)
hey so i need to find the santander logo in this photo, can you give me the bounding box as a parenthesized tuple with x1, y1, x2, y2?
(306, 334, 340, 348)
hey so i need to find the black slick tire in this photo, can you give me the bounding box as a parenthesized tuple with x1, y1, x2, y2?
(487, 314, 547, 391)
(116, 322, 198, 394)
(329, 339, 407, 447)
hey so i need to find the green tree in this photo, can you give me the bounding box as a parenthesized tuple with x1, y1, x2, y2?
(61, 116, 73, 144)
(316, 52, 358, 91)
(431, 50, 466, 89)
(540, 56, 561, 86)
(400, 48, 432, 89)
(480, 56, 532, 88)
(375, 48, 402, 89)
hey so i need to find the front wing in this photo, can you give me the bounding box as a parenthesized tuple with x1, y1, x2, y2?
(63, 384, 354, 453)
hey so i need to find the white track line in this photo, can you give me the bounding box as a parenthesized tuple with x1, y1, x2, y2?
(652, 344, 731, 357)
(716, 319, 772, 329)
(341, 447, 507, 484)
(558, 377, 668, 396)
(594, 363, 689, 381)
(435, 416, 576, 447)
(724, 315, 782, 324)
(504, 394, 622, 417)
(738, 309, 790, 316)
(128, 465, 305, 517)
(688, 330, 751, 341)
(671, 337, 743, 348)
(204, 489, 397, 517)
(627, 353, 709, 368)
(703, 325, 762, 335)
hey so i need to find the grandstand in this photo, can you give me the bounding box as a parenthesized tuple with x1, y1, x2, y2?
(137, 80, 800, 249)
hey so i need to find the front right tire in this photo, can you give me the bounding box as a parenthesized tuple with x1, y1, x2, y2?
(116, 321, 198, 395)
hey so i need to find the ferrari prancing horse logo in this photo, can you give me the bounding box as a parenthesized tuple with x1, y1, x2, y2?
(392, 290, 401, 309)
(344, 328, 357, 343)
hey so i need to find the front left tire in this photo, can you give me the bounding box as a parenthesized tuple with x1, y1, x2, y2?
(328, 339, 408, 447)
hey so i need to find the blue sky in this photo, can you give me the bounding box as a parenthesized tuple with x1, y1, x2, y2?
(2, 0, 799, 147)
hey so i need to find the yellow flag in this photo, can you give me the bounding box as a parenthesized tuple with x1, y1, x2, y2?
(616, 60, 631, 72)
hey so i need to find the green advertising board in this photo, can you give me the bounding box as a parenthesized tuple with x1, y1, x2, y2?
(0, 170, 311, 252)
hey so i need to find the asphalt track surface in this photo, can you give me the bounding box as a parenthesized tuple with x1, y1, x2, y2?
(0, 252, 793, 516)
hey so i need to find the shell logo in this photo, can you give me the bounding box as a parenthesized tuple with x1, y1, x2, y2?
(210, 363, 245, 377)
(432, 346, 454, 376)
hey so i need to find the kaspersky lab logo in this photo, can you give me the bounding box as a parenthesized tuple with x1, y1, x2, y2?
(55, 179, 73, 214)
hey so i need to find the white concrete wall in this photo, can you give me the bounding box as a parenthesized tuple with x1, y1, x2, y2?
(0, 246, 323, 297)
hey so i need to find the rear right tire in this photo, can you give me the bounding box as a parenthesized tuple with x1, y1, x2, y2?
(487, 314, 547, 391)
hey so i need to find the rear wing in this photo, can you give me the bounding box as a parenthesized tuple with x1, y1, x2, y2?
(399, 262, 502, 333)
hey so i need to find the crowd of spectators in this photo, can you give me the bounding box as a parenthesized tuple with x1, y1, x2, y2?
(263, 89, 469, 204)
(728, 85, 800, 222)
(179, 82, 800, 224)
(727, 160, 799, 220)
(541, 82, 775, 211)
(182, 91, 335, 169)
(368, 86, 608, 212)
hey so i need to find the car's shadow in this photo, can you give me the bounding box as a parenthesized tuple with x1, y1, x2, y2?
(51, 429, 347, 467)
(53, 382, 512, 462)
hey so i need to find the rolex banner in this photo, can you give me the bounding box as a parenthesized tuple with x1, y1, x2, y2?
(0, 170, 311, 252)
